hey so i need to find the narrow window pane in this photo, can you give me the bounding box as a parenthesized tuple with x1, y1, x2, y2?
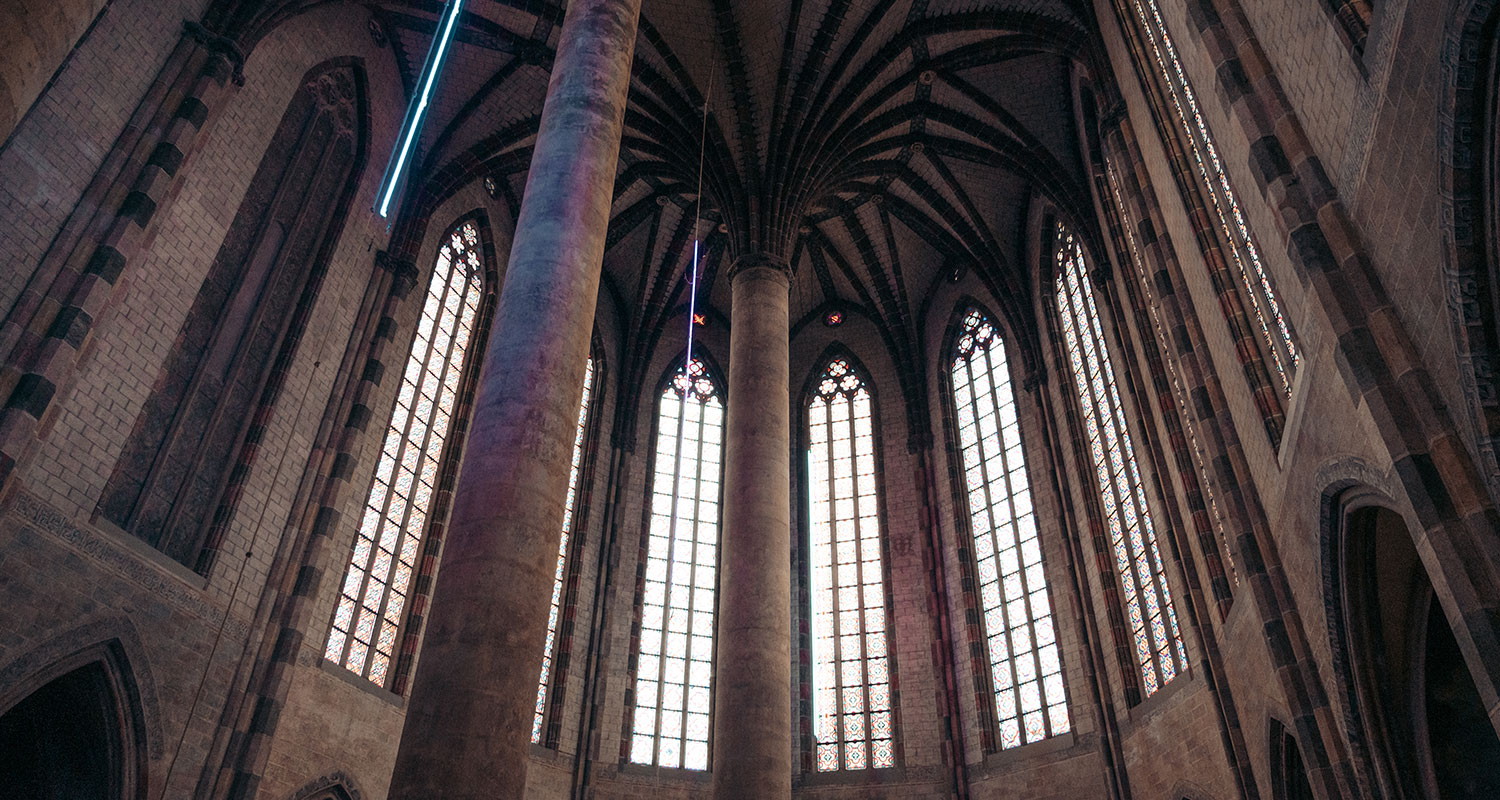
(531, 357, 594, 743)
(808, 358, 895, 771)
(325, 222, 485, 688)
(1105, 163, 1237, 585)
(1130, 0, 1298, 394)
(1054, 222, 1187, 695)
(951, 310, 1072, 746)
(629, 357, 722, 770)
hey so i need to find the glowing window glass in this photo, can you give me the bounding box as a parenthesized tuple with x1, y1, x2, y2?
(325, 221, 484, 688)
(1105, 164, 1237, 586)
(1054, 223, 1187, 695)
(628, 357, 723, 771)
(532, 357, 594, 743)
(807, 358, 895, 772)
(950, 310, 1071, 748)
(1131, 0, 1299, 395)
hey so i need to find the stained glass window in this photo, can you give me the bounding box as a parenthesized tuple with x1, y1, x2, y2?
(532, 356, 594, 744)
(1105, 163, 1236, 586)
(1054, 223, 1187, 696)
(325, 221, 484, 688)
(1131, 0, 1299, 395)
(629, 357, 723, 771)
(807, 358, 895, 772)
(950, 311, 1071, 748)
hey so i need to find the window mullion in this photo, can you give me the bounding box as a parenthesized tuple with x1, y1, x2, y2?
(986, 340, 1036, 740)
(826, 399, 846, 769)
(683, 396, 709, 761)
(1067, 263, 1158, 690)
(848, 391, 871, 768)
(380, 263, 464, 682)
(651, 400, 686, 765)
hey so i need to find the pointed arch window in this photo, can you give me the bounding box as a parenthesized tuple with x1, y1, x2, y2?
(324, 222, 484, 688)
(950, 310, 1071, 748)
(1130, 0, 1299, 397)
(1054, 223, 1187, 695)
(629, 357, 723, 771)
(532, 356, 594, 744)
(806, 357, 895, 772)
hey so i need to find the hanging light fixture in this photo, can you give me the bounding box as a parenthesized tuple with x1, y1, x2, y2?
(374, 0, 466, 218)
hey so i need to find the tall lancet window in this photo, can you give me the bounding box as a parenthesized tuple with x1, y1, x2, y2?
(1054, 223, 1187, 695)
(533, 356, 594, 744)
(807, 358, 896, 772)
(629, 357, 723, 770)
(325, 222, 484, 687)
(950, 310, 1071, 748)
(1131, 0, 1299, 396)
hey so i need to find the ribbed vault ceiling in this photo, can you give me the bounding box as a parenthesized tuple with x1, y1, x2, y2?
(364, 0, 1106, 424)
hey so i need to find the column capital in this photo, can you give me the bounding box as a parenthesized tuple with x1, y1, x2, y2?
(728, 252, 792, 285)
(376, 250, 420, 298)
(183, 21, 246, 86)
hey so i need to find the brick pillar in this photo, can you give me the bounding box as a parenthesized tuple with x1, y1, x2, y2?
(713, 256, 792, 800)
(385, 0, 641, 796)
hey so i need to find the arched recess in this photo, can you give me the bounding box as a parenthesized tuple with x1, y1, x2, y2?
(935, 298, 1074, 754)
(0, 639, 150, 800)
(1268, 718, 1316, 800)
(97, 57, 368, 573)
(322, 209, 500, 695)
(1323, 488, 1500, 799)
(621, 346, 727, 771)
(794, 344, 902, 774)
(1444, 0, 1500, 501)
(287, 770, 363, 800)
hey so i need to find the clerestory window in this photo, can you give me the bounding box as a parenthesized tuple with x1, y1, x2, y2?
(806, 357, 896, 772)
(533, 356, 595, 744)
(1054, 223, 1187, 696)
(628, 356, 723, 770)
(324, 221, 484, 688)
(950, 309, 1071, 747)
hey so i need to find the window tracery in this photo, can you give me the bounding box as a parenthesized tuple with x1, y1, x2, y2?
(806, 358, 895, 771)
(324, 222, 484, 688)
(1054, 223, 1187, 695)
(950, 310, 1071, 747)
(628, 357, 723, 770)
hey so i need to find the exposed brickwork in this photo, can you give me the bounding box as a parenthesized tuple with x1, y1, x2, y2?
(4, 1, 1500, 799)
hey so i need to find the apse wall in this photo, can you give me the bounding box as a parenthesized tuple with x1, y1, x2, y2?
(4, 1, 1498, 799)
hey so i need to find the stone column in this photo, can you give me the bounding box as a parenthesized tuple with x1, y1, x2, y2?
(712, 257, 793, 800)
(386, 0, 640, 797)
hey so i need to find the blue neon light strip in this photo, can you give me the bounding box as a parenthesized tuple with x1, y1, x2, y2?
(375, 0, 466, 218)
(684, 239, 701, 373)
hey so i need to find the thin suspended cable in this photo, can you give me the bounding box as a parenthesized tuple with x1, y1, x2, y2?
(684, 66, 714, 375)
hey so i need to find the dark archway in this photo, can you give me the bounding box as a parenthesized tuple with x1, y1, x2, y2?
(0, 661, 132, 799)
(1330, 501, 1500, 799)
(1268, 719, 1316, 800)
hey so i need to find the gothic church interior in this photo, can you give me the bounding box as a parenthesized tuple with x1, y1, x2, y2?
(2, 0, 1500, 798)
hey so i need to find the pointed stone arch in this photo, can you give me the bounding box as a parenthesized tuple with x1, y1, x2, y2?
(0, 623, 159, 800)
(1321, 481, 1500, 798)
(287, 770, 363, 800)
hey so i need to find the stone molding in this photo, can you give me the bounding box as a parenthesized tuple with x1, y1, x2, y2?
(727, 252, 793, 283)
(4, 491, 250, 639)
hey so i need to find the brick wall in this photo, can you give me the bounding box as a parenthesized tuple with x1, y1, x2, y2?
(0, 3, 408, 797)
(4, 1, 1498, 798)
